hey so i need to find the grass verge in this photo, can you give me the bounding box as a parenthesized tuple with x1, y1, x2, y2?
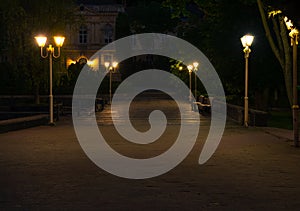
(268, 110, 293, 130)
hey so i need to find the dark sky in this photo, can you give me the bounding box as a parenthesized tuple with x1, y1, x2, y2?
(269, 0, 299, 26)
(76, 0, 119, 5)
(75, 0, 299, 27)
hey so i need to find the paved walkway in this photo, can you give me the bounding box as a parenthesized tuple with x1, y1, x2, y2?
(1, 97, 300, 210)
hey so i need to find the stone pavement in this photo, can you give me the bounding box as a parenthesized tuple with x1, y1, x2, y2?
(1, 97, 300, 210)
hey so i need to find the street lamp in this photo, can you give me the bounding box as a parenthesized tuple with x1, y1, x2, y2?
(192, 62, 199, 101)
(240, 34, 254, 127)
(187, 65, 193, 103)
(104, 61, 118, 104)
(284, 16, 299, 147)
(35, 35, 65, 125)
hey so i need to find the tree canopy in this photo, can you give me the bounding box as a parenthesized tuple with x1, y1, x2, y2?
(0, 0, 77, 102)
(163, 0, 297, 109)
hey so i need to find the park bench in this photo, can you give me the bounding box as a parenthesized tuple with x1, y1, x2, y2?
(54, 102, 64, 121)
(193, 95, 211, 114)
(95, 98, 104, 112)
(73, 97, 105, 116)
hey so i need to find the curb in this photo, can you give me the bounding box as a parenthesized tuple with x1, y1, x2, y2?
(0, 114, 48, 133)
(260, 127, 293, 141)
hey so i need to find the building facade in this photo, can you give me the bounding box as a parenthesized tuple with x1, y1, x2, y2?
(64, 3, 124, 68)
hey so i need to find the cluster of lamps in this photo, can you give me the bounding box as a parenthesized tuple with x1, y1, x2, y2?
(187, 62, 199, 102)
(178, 62, 199, 105)
(33, 18, 299, 148)
(35, 35, 65, 125)
(35, 34, 119, 122)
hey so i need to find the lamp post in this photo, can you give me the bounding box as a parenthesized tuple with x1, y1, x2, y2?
(284, 16, 299, 147)
(104, 61, 118, 104)
(192, 62, 199, 101)
(240, 34, 254, 127)
(35, 35, 65, 125)
(187, 65, 193, 103)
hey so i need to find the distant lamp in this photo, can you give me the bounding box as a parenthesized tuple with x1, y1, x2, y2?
(193, 62, 199, 69)
(187, 65, 193, 102)
(87, 60, 94, 66)
(187, 65, 193, 72)
(104, 62, 110, 69)
(104, 61, 118, 104)
(284, 16, 293, 30)
(192, 62, 199, 102)
(112, 61, 118, 68)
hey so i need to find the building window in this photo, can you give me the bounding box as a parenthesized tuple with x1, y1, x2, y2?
(79, 25, 87, 44)
(103, 54, 112, 63)
(103, 24, 113, 44)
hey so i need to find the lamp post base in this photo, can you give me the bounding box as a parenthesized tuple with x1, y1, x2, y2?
(48, 121, 56, 126)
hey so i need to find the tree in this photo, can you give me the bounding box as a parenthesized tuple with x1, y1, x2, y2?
(127, 1, 178, 34)
(163, 0, 299, 109)
(256, 0, 296, 106)
(163, 0, 280, 106)
(114, 1, 179, 79)
(0, 0, 78, 103)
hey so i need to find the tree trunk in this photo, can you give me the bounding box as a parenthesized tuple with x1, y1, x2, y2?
(256, 0, 293, 106)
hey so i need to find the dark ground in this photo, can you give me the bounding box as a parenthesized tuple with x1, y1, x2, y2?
(0, 97, 300, 210)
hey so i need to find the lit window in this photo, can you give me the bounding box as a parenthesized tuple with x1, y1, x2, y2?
(79, 25, 87, 44)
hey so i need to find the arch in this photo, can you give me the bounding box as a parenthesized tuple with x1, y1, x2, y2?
(78, 56, 88, 65)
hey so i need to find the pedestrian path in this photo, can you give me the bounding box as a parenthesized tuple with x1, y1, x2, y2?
(96, 99, 210, 126)
(0, 107, 299, 210)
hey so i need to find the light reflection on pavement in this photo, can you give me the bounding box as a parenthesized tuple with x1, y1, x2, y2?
(96, 92, 210, 126)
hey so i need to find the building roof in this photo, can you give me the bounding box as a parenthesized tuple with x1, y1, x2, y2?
(76, 0, 118, 5)
(77, 0, 125, 13)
